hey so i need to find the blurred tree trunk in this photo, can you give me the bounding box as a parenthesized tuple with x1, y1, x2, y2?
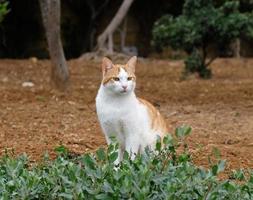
(234, 38, 240, 58)
(97, 0, 134, 53)
(231, 38, 241, 58)
(84, 0, 109, 51)
(39, 0, 69, 91)
(119, 18, 127, 51)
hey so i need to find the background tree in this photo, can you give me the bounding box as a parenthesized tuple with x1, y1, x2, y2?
(0, 1, 9, 23)
(152, 0, 253, 79)
(39, 0, 69, 91)
(97, 0, 134, 54)
(83, 0, 110, 51)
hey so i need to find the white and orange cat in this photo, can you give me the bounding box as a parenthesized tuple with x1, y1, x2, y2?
(96, 56, 167, 164)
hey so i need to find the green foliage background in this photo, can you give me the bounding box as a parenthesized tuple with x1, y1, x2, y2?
(0, 1, 9, 24)
(152, 0, 253, 78)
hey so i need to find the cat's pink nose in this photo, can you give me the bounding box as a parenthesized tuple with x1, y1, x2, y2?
(122, 85, 127, 90)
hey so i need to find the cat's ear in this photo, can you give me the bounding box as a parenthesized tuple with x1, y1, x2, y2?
(102, 57, 113, 75)
(127, 56, 137, 73)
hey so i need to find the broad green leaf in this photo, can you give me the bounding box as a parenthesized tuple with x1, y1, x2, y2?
(109, 152, 118, 163)
(96, 148, 106, 161)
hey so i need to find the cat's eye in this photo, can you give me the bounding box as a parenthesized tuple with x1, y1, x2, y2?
(127, 77, 133, 81)
(113, 77, 120, 81)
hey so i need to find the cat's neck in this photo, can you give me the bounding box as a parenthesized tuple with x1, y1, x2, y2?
(98, 85, 137, 105)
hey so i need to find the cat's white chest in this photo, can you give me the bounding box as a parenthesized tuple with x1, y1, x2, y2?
(96, 91, 137, 132)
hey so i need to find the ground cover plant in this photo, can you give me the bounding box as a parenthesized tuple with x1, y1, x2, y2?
(0, 126, 252, 200)
(152, 0, 253, 78)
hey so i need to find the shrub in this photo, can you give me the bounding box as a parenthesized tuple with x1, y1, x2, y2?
(152, 0, 253, 79)
(0, 126, 253, 199)
(0, 1, 9, 24)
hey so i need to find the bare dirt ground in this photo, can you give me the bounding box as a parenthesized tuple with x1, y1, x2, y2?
(0, 58, 253, 175)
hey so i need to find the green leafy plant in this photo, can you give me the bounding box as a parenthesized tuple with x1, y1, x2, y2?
(152, 0, 253, 79)
(0, 126, 253, 199)
(0, 1, 9, 24)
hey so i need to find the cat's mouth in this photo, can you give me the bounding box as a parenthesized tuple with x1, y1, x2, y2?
(120, 89, 127, 93)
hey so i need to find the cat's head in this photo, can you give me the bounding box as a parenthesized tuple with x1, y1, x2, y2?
(101, 56, 137, 95)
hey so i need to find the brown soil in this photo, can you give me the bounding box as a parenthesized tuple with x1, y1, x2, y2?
(0, 58, 253, 175)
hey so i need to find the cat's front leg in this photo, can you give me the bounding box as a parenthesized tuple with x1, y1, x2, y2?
(114, 144, 125, 166)
(125, 139, 140, 160)
(104, 135, 125, 165)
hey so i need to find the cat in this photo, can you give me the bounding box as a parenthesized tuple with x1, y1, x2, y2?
(96, 56, 168, 164)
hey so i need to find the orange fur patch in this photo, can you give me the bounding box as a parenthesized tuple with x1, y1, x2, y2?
(138, 98, 168, 138)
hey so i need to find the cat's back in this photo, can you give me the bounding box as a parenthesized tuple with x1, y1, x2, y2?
(138, 98, 168, 137)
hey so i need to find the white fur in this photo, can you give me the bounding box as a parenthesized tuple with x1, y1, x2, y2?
(96, 68, 160, 164)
